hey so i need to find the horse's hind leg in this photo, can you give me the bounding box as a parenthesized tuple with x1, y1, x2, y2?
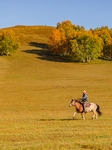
(95, 111, 98, 119)
(92, 111, 97, 119)
(92, 113, 95, 119)
(81, 112, 85, 120)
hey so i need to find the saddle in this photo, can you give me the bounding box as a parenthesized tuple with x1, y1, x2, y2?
(81, 102, 91, 112)
(85, 102, 91, 107)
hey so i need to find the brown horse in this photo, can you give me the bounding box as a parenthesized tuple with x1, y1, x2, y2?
(69, 99, 102, 120)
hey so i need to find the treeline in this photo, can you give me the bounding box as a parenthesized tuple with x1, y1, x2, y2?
(49, 20, 112, 62)
(0, 30, 20, 55)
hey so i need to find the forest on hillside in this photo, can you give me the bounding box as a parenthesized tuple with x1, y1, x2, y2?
(0, 20, 112, 63)
(49, 20, 112, 62)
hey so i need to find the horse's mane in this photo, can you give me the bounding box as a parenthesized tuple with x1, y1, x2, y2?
(74, 99, 83, 105)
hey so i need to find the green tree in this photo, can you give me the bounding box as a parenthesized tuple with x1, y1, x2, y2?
(0, 30, 20, 55)
(70, 31, 103, 62)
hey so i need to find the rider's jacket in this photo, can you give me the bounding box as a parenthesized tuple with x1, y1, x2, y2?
(81, 93, 88, 102)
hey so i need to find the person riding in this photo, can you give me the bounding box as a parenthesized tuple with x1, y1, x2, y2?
(80, 90, 89, 112)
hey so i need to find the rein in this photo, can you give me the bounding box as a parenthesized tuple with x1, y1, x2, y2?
(74, 99, 83, 105)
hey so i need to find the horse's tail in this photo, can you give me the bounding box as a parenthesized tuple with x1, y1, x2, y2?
(96, 104, 102, 116)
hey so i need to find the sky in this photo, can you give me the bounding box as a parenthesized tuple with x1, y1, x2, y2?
(0, 0, 112, 30)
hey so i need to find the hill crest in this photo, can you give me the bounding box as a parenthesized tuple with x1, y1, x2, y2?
(0, 25, 55, 45)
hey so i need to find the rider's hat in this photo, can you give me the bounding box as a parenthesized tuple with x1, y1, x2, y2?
(83, 90, 86, 94)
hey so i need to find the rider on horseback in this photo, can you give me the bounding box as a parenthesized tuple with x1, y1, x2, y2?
(80, 90, 89, 112)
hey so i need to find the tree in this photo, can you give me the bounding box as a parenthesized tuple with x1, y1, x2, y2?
(49, 20, 104, 62)
(104, 37, 112, 60)
(48, 28, 66, 55)
(49, 20, 83, 57)
(93, 27, 112, 60)
(70, 31, 103, 62)
(0, 30, 20, 55)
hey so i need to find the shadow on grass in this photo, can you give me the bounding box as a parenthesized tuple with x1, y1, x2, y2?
(37, 118, 80, 121)
(22, 42, 71, 63)
(29, 42, 48, 49)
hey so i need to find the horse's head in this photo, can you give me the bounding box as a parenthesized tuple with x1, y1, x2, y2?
(69, 99, 83, 113)
(69, 99, 76, 107)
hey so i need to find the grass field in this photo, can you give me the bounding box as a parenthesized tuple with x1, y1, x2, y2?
(0, 26, 112, 150)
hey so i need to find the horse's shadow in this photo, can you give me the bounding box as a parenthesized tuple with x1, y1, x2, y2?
(37, 118, 79, 121)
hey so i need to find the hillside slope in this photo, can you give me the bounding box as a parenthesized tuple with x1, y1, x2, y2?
(1, 25, 55, 45)
(0, 26, 112, 150)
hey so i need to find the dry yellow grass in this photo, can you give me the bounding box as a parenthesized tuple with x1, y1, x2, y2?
(0, 26, 112, 149)
(1, 25, 55, 45)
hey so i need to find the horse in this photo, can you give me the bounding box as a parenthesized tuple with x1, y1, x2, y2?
(69, 99, 102, 120)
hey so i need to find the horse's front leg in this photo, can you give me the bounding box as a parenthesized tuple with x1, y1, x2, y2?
(73, 112, 77, 119)
(81, 112, 85, 120)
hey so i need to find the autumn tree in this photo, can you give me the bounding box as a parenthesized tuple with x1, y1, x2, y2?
(0, 30, 20, 55)
(69, 31, 103, 62)
(49, 20, 104, 62)
(104, 37, 112, 60)
(93, 26, 112, 60)
(48, 28, 66, 55)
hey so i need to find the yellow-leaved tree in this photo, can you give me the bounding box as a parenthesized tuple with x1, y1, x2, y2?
(48, 28, 66, 55)
(49, 20, 103, 62)
(93, 26, 112, 60)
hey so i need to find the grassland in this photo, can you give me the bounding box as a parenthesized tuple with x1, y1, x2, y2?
(0, 26, 112, 150)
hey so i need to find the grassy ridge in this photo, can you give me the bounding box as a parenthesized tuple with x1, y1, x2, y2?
(1, 25, 55, 45)
(0, 26, 112, 150)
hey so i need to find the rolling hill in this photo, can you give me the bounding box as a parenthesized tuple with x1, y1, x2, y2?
(0, 25, 112, 149)
(1, 25, 55, 45)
